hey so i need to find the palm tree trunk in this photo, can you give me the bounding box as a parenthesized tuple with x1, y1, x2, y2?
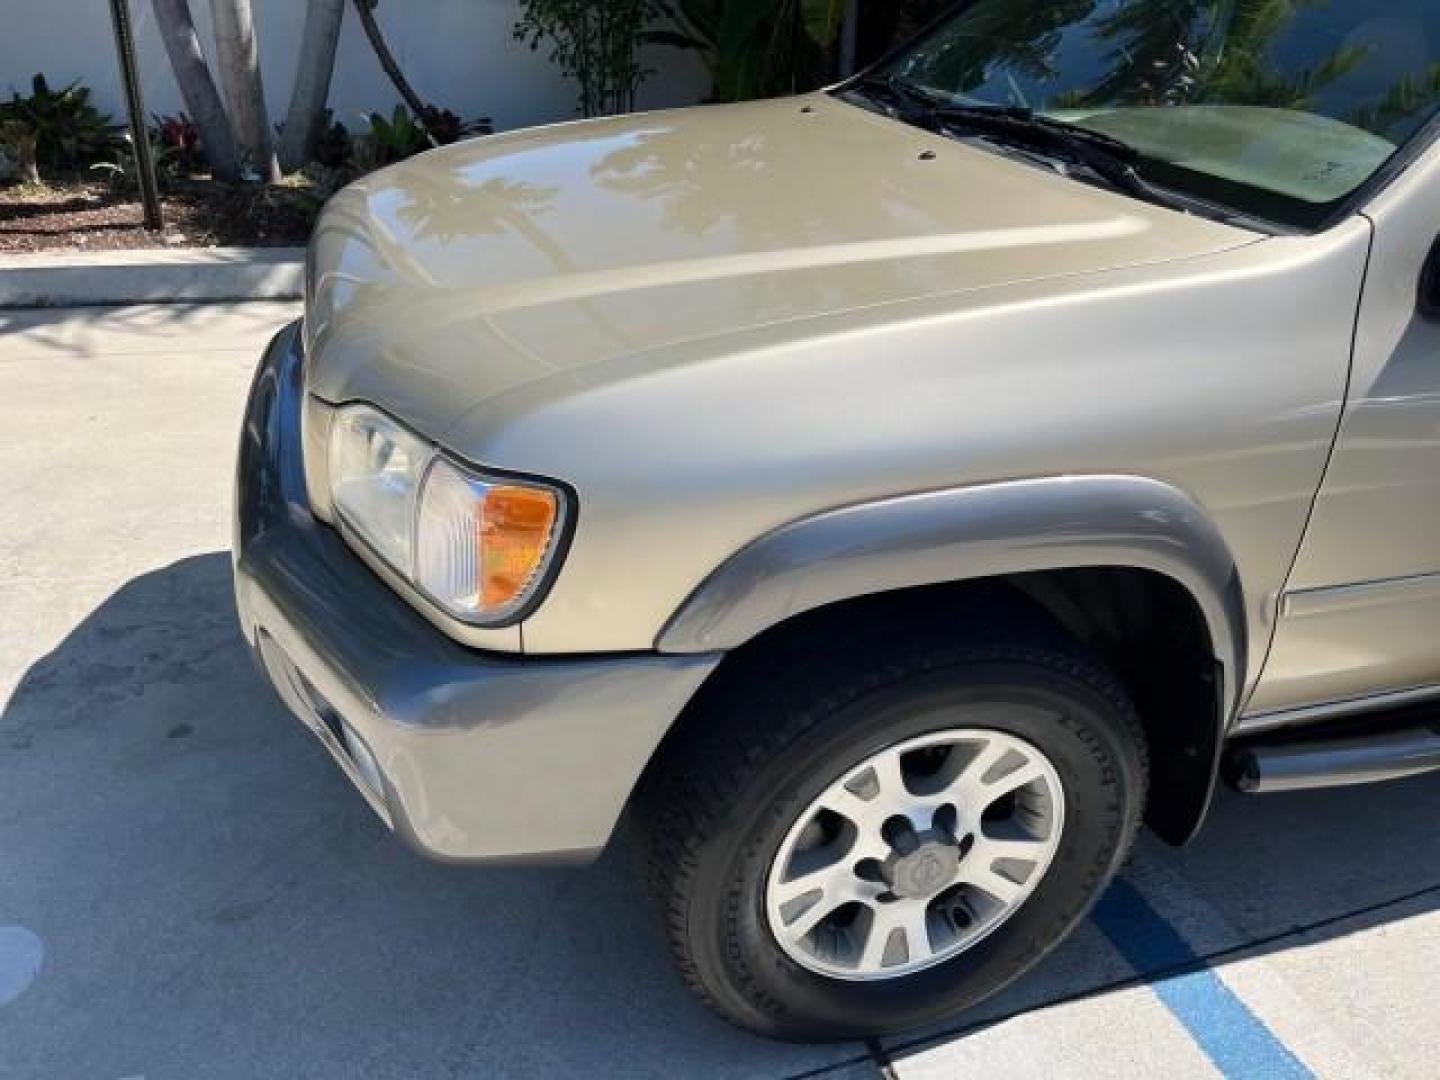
(278, 0, 346, 171)
(211, 0, 281, 182)
(152, 0, 241, 181)
(351, 0, 429, 120)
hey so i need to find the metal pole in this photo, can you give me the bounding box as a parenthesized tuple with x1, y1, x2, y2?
(839, 0, 861, 78)
(108, 0, 163, 230)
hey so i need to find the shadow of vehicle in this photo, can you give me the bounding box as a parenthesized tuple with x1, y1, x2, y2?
(0, 554, 864, 1079)
(2, 552, 1436, 1077)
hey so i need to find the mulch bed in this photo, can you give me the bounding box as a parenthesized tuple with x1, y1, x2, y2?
(0, 180, 317, 253)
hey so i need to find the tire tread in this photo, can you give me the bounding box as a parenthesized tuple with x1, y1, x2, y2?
(639, 633, 1148, 1036)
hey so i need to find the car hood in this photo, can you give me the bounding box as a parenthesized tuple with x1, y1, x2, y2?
(304, 93, 1256, 446)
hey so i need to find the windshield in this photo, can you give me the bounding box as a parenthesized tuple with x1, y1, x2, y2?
(875, 0, 1440, 228)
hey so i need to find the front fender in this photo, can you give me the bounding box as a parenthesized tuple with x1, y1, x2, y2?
(657, 474, 1247, 721)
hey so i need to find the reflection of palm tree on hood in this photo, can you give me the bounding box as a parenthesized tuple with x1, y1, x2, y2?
(588, 118, 935, 245)
(589, 126, 851, 319)
(395, 174, 560, 251)
(589, 127, 788, 238)
(586, 119, 963, 322)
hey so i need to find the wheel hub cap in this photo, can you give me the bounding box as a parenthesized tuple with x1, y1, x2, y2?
(884, 836, 960, 899)
(764, 725, 1066, 981)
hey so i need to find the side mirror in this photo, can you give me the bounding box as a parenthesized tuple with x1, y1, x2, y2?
(1420, 235, 1440, 319)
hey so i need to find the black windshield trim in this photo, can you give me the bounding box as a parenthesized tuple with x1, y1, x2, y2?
(832, 2, 1440, 235)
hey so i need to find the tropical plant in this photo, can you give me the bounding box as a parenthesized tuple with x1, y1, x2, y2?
(309, 109, 354, 169)
(279, 0, 346, 171)
(349, 0, 493, 149)
(346, 104, 490, 176)
(0, 119, 41, 185)
(0, 74, 121, 174)
(152, 0, 242, 180)
(350, 105, 432, 170)
(92, 131, 183, 191)
(514, 0, 661, 117)
(155, 113, 204, 176)
(651, 0, 850, 102)
(417, 107, 493, 145)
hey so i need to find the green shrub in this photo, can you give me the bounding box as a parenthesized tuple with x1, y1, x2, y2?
(350, 105, 432, 171)
(652, 0, 848, 102)
(1, 74, 121, 174)
(347, 105, 488, 174)
(515, 0, 661, 117)
(91, 130, 182, 192)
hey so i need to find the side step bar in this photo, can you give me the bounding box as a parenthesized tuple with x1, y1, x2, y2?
(1225, 722, 1440, 794)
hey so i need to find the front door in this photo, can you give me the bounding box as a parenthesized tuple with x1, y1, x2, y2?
(1249, 140, 1440, 718)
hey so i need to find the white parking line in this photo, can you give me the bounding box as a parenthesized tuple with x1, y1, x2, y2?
(884, 834, 1389, 1080)
(888, 975, 1226, 1079)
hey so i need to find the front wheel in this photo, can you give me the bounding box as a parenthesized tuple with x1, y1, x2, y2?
(640, 639, 1148, 1041)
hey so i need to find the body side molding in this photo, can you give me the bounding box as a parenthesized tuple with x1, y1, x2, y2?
(657, 474, 1248, 720)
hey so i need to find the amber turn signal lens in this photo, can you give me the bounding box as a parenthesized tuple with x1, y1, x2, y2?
(480, 485, 560, 608)
(415, 458, 566, 622)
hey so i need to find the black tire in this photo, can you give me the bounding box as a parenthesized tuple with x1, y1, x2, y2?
(639, 635, 1148, 1042)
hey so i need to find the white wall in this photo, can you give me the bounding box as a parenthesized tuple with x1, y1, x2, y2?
(0, 0, 711, 135)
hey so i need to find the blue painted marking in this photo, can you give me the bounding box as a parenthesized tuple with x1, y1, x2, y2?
(1093, 879, 1312, 1079)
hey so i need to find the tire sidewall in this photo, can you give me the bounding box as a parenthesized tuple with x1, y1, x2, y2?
(684, 659, 1143, 1040)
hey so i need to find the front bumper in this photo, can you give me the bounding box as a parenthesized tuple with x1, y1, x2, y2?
(232, 322, 718, 863)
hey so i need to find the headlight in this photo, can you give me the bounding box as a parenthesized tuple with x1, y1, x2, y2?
(328, 404, 568, 625)
(329, 405, 430, 572)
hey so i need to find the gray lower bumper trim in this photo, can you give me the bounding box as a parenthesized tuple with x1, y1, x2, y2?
(233, 322, 719, 862)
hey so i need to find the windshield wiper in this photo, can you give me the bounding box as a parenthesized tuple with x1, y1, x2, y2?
(935, 106, 1162, 192)
(845, 72, 949, 119)
(932, 104, 1191, 213)
(844, 75, 1189, 214)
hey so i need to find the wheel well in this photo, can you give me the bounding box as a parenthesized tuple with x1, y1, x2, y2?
(650, 568, 1222, 845)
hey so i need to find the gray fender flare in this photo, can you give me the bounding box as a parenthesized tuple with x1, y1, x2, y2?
(658, 474, 1247, 722)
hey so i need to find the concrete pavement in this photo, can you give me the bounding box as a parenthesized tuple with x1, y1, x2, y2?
(1, 303, 1437, 1079)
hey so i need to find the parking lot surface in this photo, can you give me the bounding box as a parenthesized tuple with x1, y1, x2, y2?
(2, 303, 1437, 1079)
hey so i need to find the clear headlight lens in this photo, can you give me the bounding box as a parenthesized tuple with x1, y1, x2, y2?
(327, 404, 566, 625)
(329, 406, 430, 572)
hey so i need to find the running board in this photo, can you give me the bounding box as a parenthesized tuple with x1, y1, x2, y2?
(1224, 722, 1440, 794)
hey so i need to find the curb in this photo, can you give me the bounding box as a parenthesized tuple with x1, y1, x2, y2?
(0, 247, 305, 308)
